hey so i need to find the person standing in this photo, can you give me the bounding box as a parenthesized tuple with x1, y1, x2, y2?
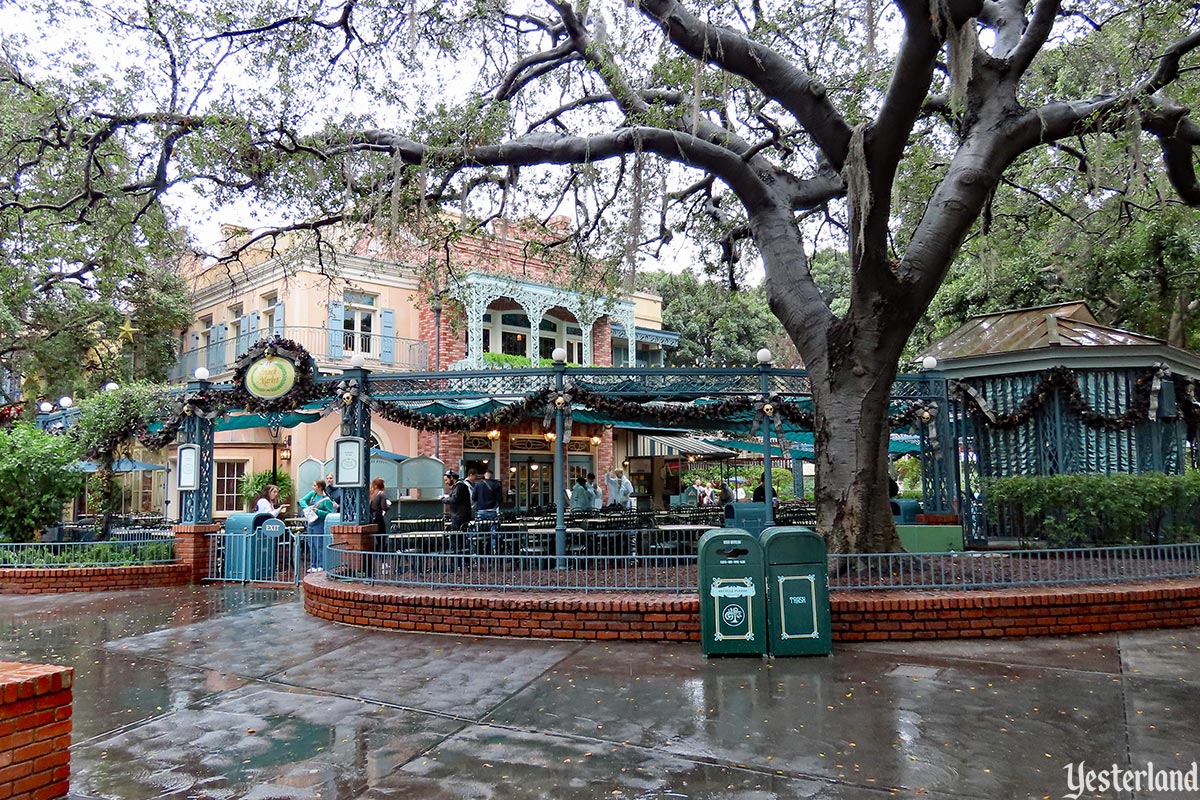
(254, 484, 287, 517)
(368, 477, 391, 533)
(605, 468, 634, 510)
(324, 472, 343, 510)
(570, 476, 592, 510)
(753, 474, 767, 503)
(717, 480, 734, 507)
(299, 479, 336, 573)
(587, 473, 603, 511)
(473, 469, 502, 531)
(442, 470, 474, 531)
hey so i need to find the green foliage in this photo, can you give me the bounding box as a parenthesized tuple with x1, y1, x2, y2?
(480, 352, 581, 368)
(893, 455, 922, 496)
(73, 383, 175, 462)
(682, 464, 796, 500)
(0, 540, 174, 567)
(0, 423, 81, 543)
(73, 383, 174, 523)
(637, 271, 793, 367)
(0, 68, 193, 404)
(982, 473, 1200, 547)
(240, 470, 296, 510)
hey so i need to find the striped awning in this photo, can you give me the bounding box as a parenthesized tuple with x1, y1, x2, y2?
(636, 435, 737, 458)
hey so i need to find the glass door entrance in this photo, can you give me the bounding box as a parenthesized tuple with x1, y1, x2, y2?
(513, 457, 553, 510)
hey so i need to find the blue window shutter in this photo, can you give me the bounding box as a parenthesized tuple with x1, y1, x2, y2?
(328, 301, 345, 359)
(273, 302, 285, 337)
(208, 323, 227, 372)
(247, 311, 260, 344)
(379, 308, 395, 365)
(236, 314, 250, 354)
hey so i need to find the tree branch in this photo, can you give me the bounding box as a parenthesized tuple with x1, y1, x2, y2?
(636, 0, 852, 168)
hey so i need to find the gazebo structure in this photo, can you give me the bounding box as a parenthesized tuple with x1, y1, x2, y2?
(920, 302, 1200, 541)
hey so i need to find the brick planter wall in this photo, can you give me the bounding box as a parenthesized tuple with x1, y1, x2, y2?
(303, 576, 1200, 641)
(0, 662, 72, 800)
(303, 577, 700, 640)
(0, 564, 191, 595)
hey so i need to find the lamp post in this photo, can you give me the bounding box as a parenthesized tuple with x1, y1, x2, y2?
(551, 347, 567, 566)
(269, 422, 281, 485)
(431, 290, 443, 456)
(757, 347, 775, 525)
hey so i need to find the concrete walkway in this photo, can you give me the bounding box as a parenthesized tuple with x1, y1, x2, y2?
(0, 585, 1196, 799)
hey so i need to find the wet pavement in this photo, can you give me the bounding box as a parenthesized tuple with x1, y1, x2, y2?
(0, 586, 1196, 799)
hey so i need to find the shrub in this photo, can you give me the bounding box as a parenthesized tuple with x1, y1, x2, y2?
(981, 472, 1200, 547)
(240, 470, 296, 511)
(0, 423, 82, 543)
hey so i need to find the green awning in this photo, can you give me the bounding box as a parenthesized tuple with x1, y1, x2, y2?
(215, 412, 322, 432)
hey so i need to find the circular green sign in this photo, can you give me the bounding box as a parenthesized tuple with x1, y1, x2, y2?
(244, 356, 297, 400)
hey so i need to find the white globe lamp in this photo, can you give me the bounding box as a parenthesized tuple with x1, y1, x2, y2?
(193, 367, 210, 381)
(551, 347, 568, 363)
(58, 396, 73, 408)
(756, 348, 773, 364)
(349, 353, 366, 368)
(103, 381, 119, 391)
(921, 355, 939, 371)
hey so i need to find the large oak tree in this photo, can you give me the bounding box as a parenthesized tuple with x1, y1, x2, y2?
(2, 0, 1197, 551)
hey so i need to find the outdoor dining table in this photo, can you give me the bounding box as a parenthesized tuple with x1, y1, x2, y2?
(642, 524, 712, 556)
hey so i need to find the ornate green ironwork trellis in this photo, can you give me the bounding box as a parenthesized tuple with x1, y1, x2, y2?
(164, 354, 957, 533)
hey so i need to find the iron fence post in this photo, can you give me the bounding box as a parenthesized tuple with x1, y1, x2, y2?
(339, 367, 372, 525)
(554, 357, 567, 567)
(180, 377, 215, 525)
(758, 357, 775, 525)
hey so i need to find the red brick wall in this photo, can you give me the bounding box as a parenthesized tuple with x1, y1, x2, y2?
(304, 578, 699, 640)
(174, 524, 222, 584)
(303, 577, 1200, 641)
(0, 564, 191, 595)
(0, 662, 72, 800)
(831, 580, 1200, 640)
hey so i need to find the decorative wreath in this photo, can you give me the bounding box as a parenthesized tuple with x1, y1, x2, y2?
(227, 337, 326, 414)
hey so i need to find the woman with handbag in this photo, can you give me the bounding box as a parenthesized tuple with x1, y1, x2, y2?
(299, 479, 336, 573)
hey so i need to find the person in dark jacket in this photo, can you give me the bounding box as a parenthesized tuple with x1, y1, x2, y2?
(442, 470, 474, 531)
(752, 474, 767, 503)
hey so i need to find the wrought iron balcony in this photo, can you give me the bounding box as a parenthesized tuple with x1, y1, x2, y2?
(169, 326, 429, 382)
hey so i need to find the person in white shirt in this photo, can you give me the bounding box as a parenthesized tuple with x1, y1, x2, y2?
(605, 468, 635, 509)
(254, 484, 287, 517)
(587, 473, 604, 510)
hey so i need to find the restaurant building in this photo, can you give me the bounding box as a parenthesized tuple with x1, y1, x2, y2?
(169, 218, 680, 515)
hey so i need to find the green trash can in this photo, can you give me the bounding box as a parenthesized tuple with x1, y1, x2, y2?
(759, 526, 832, 656)
(223, 512, 274, 581)
(697, 529, 767, 657)
(892, 498, 922, 524)
(723, 502, 770, 536)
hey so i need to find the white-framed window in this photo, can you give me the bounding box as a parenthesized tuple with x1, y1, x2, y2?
(498, 312, 530, 356)
(343, 291, 376, 355)
(261, 292, 278, 334)
(199, 315, 213, 349)
(228, 303, 243, 342)
(214, 461, 247, 514)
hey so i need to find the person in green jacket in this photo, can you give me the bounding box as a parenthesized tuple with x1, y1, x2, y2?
(299, 479, 337, 572)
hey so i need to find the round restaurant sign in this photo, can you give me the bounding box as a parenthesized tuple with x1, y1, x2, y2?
(244, 355, 297, 400)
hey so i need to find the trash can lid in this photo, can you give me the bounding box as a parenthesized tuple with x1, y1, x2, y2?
(698, 528, 764, 564)
(760, 526, 826, 564)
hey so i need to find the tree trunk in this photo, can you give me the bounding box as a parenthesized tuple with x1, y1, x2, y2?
(810, 361, 903, 554)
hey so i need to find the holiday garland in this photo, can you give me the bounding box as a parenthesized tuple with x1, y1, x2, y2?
(955, 366, 1158, 431)
(368, 388, 557, 433)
